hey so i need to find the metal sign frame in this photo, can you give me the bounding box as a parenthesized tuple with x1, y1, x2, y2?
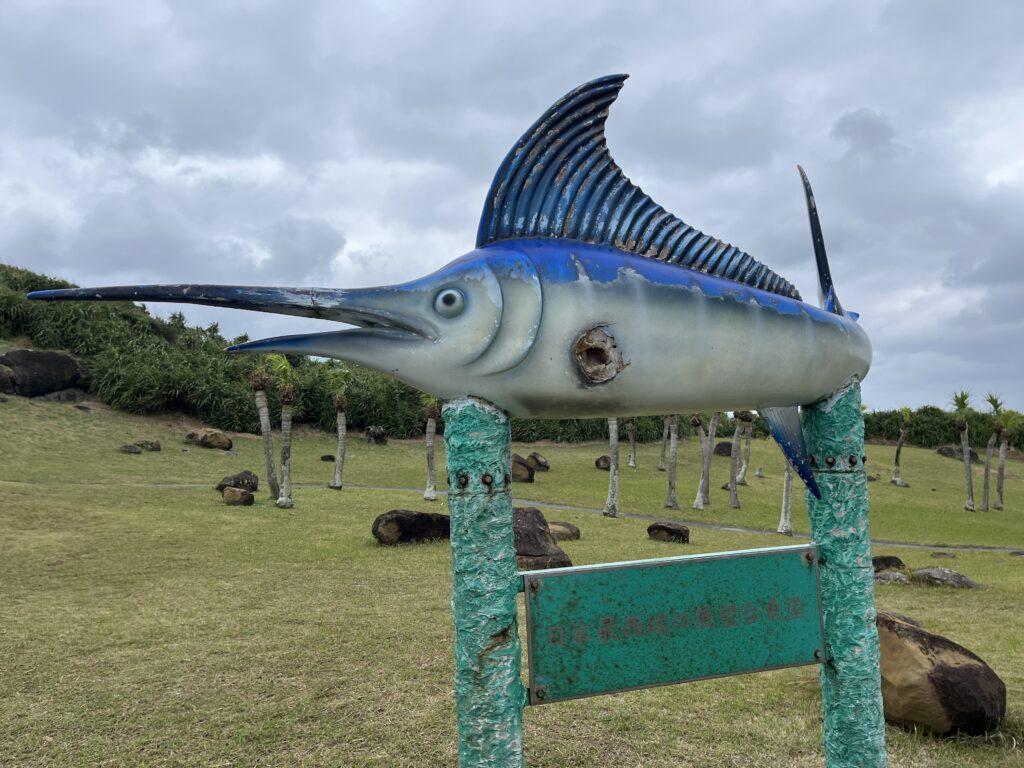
(521, 544, 825, 706)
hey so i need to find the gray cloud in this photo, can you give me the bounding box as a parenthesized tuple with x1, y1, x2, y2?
(1, 0, 1023, 413)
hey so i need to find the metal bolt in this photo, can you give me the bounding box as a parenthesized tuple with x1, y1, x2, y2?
(825, 455, 836, 467)
(457, 473, 469, 488)
(809, 455, 817, 467)
(504, 473, 511, 486)
(814, 649, 823, 661)
(481, 473, 493, 486)
(804, 551, 816, 565)
(534, 686, 547, 700)
(848, 455, 857, 467)
(529, 578, 541, 593)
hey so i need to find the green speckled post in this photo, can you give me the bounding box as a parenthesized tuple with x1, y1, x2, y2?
(802, 382, 888, 768)
(442, 398, 526, 768)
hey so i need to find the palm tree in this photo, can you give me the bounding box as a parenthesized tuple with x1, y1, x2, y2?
(327, 365, 351, 491)
(996, 411, 1020, 510)
(690, 414, 706, 509)
(625, 418, 638, 469)
(422, 394, 441, 501)
(268, 354, 295, 509)
(952, 390, 974, 511)
(735, 411, 754, 485)
(250, 362, 280, 500)
(777, 459, 794, 535)
(726, 411, 749, 509)
(664, 415, 679, 509)
(981, 394, 1003, 512)
(891, 406, 911, 488)
(691, 412, 720, 509)
(603, 417, 620, 517)
(658, 417, 669, 471)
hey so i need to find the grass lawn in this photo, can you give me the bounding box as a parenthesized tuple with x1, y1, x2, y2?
(1, 395, 1022, 766)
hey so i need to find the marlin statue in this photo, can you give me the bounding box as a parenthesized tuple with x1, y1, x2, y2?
(29, 74, 870, 498)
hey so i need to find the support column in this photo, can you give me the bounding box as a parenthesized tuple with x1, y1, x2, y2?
(442, 397, 526, 768)
(802, 381, 887, 768)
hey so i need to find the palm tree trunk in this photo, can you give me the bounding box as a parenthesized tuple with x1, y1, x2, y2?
(664, 415, 679, 509)
(626, 419, 637, 469)
(253, 390, 280, 499)
(658, 417, 669, 471)
(995, 435, 1008, 510)
(736, 420, 752, 485)
(961, 424, 975, 511)
(727, 420, 742, 509)
(330, 409, 347, 490)
(701, 412, 720, 505)
(777, 461, 793, 535)
(891, 423, 909, 487)
(424, 416, 438, 501)
(692, 418, 707, 509)
(981, 432, 997, 511)
(276, 403, 293, 508)
(603, 417, 620, 517)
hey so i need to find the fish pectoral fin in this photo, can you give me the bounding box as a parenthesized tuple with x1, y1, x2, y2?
(759, 406, 822, 499)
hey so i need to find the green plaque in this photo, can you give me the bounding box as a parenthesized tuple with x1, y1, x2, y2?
(522, 544, 824, 705)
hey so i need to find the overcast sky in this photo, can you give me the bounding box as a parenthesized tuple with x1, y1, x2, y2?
(2, 0, 1021, 412)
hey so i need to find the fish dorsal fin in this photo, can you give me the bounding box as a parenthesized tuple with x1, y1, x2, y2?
(477, 74, 801, 301)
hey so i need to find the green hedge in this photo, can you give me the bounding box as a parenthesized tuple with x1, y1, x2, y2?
(864, 406, 1022, 450)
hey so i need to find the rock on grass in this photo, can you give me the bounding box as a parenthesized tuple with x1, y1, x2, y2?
(877, 611, 1005, 735)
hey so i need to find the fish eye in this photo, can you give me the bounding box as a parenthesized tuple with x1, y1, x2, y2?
(434, 288, 465, 318)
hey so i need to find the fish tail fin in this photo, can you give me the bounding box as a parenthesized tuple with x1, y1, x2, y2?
(797, 166, 851, 318)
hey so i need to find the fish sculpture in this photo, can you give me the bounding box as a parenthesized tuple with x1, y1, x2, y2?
(29, 74, 870, 497)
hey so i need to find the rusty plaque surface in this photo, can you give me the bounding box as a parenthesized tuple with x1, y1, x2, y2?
(522, 544, 824, 705)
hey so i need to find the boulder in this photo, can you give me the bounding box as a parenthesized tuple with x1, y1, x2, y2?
(1010, 551, 1024, 558)
(526, 452, 551, 471)
(886, 612, 923, 628)
(216, 470, 259, 494)
(134, 440, 161, 452)
(363, 426, 388, 445)
(911, 567, 979, 589)
(320, 454, 335, 462)
(222, 487, 255, 506)
(0, 365, 13, 394)
(371, 509, 450, 545)
(511, 454, 535, 483)
(647, 521, 690, 543)
(513, 507, 572, 570)
(548, 521, 580, 541)
(867, 473, 881, 482)
(38, 387, 87, 403)
(73, 404, 91, 412)
(936, 445, 980, 463)
(713, 441, 733, 457)
(0, 349, 89, 397)
(877, 611, 1006, 735)
(875, 571, 909, 585)
(198, 429, 233, 450)
(118, 444, 143, 454)
(595, 455, 611, 471)
(0, 393, 8, 403)
(873, 555, 906, 573)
